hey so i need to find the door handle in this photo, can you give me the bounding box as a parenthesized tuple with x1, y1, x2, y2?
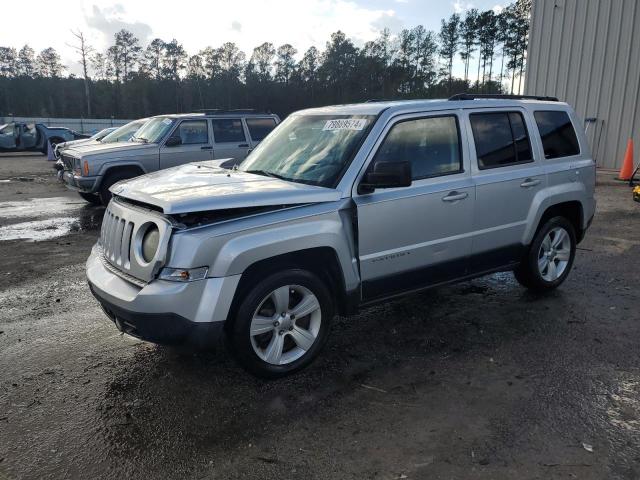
(442, 191, 468, 202)
(201, 146, 212, 150)
(238, 143, 249, 148)
(520, 178, 541, 188)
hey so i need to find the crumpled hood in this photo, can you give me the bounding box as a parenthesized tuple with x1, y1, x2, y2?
(111, 160, 342, 214)
(65, 141, 157, 159)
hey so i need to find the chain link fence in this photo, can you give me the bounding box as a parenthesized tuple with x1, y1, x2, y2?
(0, 116, 133, 135)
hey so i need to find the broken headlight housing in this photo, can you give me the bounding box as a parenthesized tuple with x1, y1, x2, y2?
(158, 267, 208, 282)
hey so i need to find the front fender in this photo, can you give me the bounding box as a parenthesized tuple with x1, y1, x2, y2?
(212, 218, 358, 291)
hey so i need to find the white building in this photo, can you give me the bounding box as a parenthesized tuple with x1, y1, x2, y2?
(525, 0, 640, 169)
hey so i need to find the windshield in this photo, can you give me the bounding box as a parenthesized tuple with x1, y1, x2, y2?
(101, 120, 146, 143)
(239, 114, 375, 187)
(131, 117, 175, 144)
(90, 128, 113, 141)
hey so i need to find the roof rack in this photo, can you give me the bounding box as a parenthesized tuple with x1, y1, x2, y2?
(195, 108, 268, 115)
(448, 93, 559, 102)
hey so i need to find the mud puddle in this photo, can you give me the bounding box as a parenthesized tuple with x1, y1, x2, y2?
(0, 197, 86, 219)
(0, 197, 103, 241)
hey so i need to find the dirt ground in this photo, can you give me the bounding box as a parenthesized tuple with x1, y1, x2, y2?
(0, 153, 639, 480)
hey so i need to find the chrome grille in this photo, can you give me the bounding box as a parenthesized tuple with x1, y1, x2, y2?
(100, 209, 135, 269)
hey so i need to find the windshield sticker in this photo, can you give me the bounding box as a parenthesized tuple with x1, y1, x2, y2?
(162, 118, 172, 125)
(322, 119, 368, 131)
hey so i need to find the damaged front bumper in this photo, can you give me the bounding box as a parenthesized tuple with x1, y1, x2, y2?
(86, 244, 240, 346)
(62, 170, 101, 193)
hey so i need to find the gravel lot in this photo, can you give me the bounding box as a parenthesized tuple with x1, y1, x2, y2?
(0, 153, 639, 480)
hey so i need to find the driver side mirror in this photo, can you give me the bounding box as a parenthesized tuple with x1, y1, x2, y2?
(165, 136, 182, 147)
(358, 161, 412, 194)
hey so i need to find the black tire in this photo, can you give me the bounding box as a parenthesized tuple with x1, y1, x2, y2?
(98, 169, 139, 206)
(78, 192, 102, 205)
(228, 269, 334, 378)
(514, 216, 576, 292)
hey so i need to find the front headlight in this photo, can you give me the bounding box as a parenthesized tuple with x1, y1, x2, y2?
(141, 225, 160, 263)
(158, 267, 208, 282)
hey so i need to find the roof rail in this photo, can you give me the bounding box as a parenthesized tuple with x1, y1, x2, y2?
(448, 93, 559, 102)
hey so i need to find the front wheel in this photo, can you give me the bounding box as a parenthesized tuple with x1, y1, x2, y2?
(229, 269, 333, 378)
(514, 216, 576, 292)
(98, 170, 138, 206)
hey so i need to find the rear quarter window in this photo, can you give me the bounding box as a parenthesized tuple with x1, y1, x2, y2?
(246, 118, 277, 141)
(534, 110, 580, 159)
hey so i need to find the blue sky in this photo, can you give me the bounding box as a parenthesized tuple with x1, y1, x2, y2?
(1, 0, 506, 77)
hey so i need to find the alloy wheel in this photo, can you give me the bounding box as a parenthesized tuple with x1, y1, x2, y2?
(249, 285, 322, 365)
(537, 226, 571, 281)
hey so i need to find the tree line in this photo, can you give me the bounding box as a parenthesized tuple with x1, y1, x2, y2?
(0, 0, 530, 120)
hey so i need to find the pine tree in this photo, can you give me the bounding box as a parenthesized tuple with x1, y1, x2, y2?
(438, 13, 460, 93)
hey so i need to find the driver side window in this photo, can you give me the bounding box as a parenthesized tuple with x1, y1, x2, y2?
(374, 115, 462, 180)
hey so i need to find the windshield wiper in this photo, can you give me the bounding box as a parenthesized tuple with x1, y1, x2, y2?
(131, 136, 148, 143)
(245, 169, 289, 181)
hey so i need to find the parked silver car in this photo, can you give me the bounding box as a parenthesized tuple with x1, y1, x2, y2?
(54, 127, 118, 159)
(87, 95, 596, 377)
(61, 112, 279, 205)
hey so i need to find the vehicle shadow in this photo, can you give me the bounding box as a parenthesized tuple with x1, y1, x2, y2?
(96, 274, 574, 474)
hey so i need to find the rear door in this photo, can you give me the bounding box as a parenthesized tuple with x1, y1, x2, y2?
(159, 119, 213, 169)
(466, 108, 544, 271)
(20, 124, 38, 149)
(354, 110, 475, 301)
(211, 118, 250, 165)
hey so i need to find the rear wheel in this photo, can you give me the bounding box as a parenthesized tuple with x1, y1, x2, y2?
(514, 216, 576, 292)
(98, 169, 140, 206)
(78, 192, 102, 205)
(228, 269, 333, 378)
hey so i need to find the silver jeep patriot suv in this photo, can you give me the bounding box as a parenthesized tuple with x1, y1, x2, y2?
(87, 95, 596, 378)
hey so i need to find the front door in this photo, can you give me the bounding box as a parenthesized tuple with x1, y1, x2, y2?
(211, 118, 251, 166)
(159, 119, 213, 169)
(354, 111, 475, 301)
(0, 123, 17, 149)
(466, 109, 544, 272)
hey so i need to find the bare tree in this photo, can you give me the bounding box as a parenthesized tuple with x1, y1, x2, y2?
(68, 30, 94, 117)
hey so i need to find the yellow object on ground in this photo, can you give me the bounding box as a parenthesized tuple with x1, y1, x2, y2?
(634, 185, 640, 202)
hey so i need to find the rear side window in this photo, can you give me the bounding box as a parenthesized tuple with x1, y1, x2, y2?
(246, 118, 277, 141)
(470, 112, 533, 169)
(374, 115, 462, 180)
(176, 120, 208, 144)
(212, 119, 246, 143)
(534, 111, 580, 159)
